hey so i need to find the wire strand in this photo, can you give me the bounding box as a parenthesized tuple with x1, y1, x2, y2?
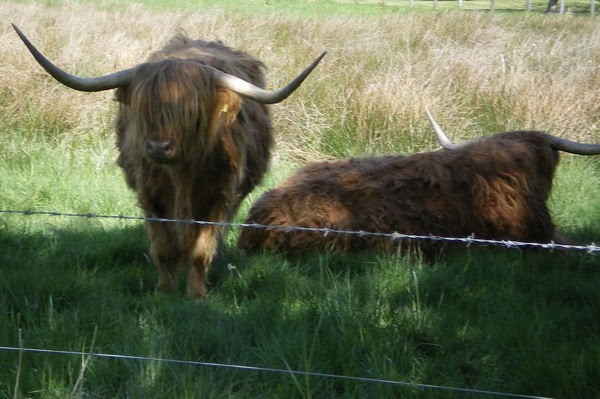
(1, 208, 598, 254)
(0, 346, 554, 399)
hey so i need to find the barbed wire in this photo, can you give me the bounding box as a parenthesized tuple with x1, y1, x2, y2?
(0, 346, 555, 399)
(1, 208, 599, 254)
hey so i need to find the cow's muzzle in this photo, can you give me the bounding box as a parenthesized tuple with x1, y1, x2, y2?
(145, 139, 176, 163)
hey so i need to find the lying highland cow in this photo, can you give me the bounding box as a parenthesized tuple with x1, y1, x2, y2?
(238, 111, 600, 255)
(14, 25, 324, 297)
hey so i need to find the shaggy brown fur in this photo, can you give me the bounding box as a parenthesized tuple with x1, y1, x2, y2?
(114, 36, 274, 297)
(15, 22, 323, 297)
(238, 131, 568, 255)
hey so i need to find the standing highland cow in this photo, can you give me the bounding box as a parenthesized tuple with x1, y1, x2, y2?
(14, 25, 324, 297)
(238, 111, 600, 255)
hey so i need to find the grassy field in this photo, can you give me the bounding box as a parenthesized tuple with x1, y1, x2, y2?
(2, 1, 600, 398)
(8, 0, 598, 14)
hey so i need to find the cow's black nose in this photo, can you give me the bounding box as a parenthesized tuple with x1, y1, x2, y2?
(146, 139, 174, 160)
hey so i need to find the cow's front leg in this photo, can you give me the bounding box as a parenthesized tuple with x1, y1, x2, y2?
(147, 221, 180, 291)
(186, 225, 222, 298)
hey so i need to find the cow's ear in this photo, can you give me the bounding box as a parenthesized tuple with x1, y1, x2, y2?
(212, 88, 241, 129)
(113, 86, 130, 104)
(213, 89, 242, 172)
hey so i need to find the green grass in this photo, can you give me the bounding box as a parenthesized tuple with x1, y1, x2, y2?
(2, 1, 600, 398)
(2, 119, 600, 398)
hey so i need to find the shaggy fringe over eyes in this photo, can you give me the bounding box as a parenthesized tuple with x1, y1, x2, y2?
(129, 60, 218, 157)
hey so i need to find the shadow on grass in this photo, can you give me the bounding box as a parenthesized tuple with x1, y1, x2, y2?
(0, 221, 153, 323)
(1, 218, 599, 397)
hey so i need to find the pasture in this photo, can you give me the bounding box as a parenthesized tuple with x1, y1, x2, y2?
(1, 1, 600, 397)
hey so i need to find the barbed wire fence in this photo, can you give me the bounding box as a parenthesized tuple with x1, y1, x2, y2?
(1, 207, 594, 398)
(1, 208, 600, 253)
(375, 0, 596, 14)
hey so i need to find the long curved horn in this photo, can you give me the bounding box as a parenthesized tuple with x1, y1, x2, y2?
(546, 135, 600, 155)
(425, 108, 600, 155)
(14, 23, 325, 101)
(13, 24, 135, 92)
(213, 51, 326, 104)
(425, 108, 463, 149)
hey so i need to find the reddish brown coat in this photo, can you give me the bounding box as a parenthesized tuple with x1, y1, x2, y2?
(15, 23, 323, 297)
(115, 36, 273, 296)
(239, 131, 564, 255)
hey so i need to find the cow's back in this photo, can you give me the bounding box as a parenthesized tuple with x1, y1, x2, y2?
(239, 132, 561, 255)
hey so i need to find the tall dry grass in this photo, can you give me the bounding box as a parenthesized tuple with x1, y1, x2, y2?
(2, 1, 600, 161)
